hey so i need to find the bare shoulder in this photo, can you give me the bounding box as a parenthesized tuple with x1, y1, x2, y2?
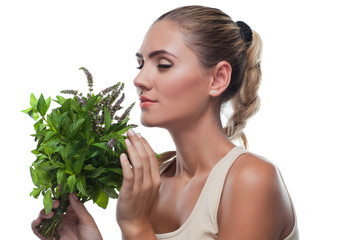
(227, 152, 280, 188)
(217, 152, 295, 240)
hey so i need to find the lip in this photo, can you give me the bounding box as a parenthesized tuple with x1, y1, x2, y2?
(139, 96, 156, 102)
(139, 96, 157, 108)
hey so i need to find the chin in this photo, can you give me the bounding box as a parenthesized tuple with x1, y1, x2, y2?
(140, 117, 159, 128)
(140, 115, 172, 129)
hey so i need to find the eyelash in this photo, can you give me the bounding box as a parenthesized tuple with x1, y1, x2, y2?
(136, 63, 173, 70)
(157, 64, 173, 69)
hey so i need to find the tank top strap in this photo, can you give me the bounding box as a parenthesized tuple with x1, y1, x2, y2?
(197, 146, 248, 232)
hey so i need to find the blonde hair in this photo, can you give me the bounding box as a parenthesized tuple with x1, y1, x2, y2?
(223, 31, 262, 148)
(154, 5, 262, 157)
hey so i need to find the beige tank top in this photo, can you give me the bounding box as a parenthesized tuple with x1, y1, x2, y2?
(156, 146, 299, 240)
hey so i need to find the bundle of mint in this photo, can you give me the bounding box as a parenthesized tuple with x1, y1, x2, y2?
(22, 67, 136, 239)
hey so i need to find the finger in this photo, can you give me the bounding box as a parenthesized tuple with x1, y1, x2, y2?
(68, 193, 94, 224)
(119, 153, 134, 192)
(39, 209, 55, 219)
(52, 200, 60, 209)
(127, 129, 153, 185)
(31, 217, 45, 239)
(31, 217, 42, 228)
(125, 130, 145, 187)
(138, 134, 161, 181)
(126, 129, 149, 164)
(134, 133, 152, 182)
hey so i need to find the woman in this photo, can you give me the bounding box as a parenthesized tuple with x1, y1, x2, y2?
(32, 5, 298, 240)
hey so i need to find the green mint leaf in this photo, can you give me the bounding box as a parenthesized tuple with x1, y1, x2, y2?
(31, 149, 40, 155)
(37, 170, 50, 186)
(59, 178, 69, 196)
(93, 142, 107, 150)
(55, 95, 66, 105)
(67, 175, 77, 193)
(89, 150, 101, 158)
(37, 94, 49, 117)
(46, 110, 57, 131)
(56, 170, 67, 185)
(71, 99, 81, 113)
(33, 118, 43, 132)
(116, 125, 132, 135)
(54, 188, 60, 199)
(21, 107, 32, 114)
(53, 112, 67, 131)
(30, 93, 38, 109)
(26, 109, 40, 121)
(76, 176, 88, 196)
(86, 167, 105, 179)
(44, 131, 56, 141)
(95, 190, 109, 209)
(103, 186, 118, 199)
(30, 166, 40, 187)
(85, 95, 99, 111)
(107, 168, 122, 174)
(46, 97, 51, 108)
(61, 144, 73, 173)
(33, 111, 40, 121)
(98, 174, 121, 186)
(104, 105, 111, 133)
(67, 118, 85, 138)
(43, 190, 53, 215)
(83, 164, 96, 171)
(30, 187, 42, 199)
(73, 157, 85, 175)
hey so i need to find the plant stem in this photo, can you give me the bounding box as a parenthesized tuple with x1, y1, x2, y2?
(37, 195, 69, 239)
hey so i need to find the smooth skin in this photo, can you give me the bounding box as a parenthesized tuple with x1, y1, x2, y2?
(32, 20, 295, 240)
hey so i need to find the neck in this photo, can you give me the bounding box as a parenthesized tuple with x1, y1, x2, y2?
(167, 110, 235, 178)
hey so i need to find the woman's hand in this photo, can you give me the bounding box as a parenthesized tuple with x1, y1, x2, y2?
(31, 193, 103, 240)
(116, 129, 160, 239)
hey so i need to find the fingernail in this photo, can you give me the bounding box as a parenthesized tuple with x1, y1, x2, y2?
(71, 192, 78, 201)
(128, 128, 135, 136)
(125, 139, 132, 146)
(120, 153, 127, 161)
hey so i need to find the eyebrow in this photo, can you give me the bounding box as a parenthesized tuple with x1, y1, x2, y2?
(136, 50, 177, 59)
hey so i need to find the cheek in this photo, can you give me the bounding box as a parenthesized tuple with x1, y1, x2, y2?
(158, 67, 207, 103)
(154, 70, 210, 124)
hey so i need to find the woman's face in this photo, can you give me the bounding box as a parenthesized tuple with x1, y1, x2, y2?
(134, 20, 213, 129)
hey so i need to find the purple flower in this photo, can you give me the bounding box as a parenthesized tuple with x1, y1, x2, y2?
(60, 90, 78, 95)
(107, 138, 116, 149)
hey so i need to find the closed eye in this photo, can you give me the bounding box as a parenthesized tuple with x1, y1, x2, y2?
(157, 64, 173, 68)
(157, 58, 173, 69)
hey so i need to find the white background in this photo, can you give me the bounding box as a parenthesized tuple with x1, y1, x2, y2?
(1, 0, 359, 239)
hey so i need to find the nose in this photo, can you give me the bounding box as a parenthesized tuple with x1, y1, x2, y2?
(133, 67, 153, 95)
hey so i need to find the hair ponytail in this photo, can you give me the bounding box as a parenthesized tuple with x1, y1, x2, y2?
(224, 31, 263, 148)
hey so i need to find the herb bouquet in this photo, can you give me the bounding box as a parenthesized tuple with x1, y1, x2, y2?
(22, 67, 136, 239)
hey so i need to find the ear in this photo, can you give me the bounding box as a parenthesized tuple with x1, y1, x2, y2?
(209, 61, 232, 97)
